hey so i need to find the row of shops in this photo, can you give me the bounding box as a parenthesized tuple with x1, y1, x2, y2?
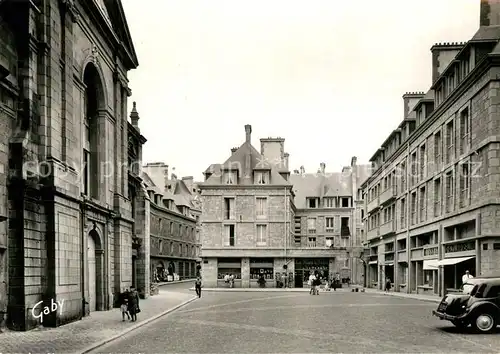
(202, 257, 353, 288)
(151, 258, 201, 282)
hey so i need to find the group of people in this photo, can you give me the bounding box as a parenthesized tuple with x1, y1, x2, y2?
(119, 288, 141, 322)
(223, 273, 235, 288)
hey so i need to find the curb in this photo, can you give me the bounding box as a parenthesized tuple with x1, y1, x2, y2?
(188, 287, 354, 293)
(78, 296, 197, 354)
(384, 293, 441, 303)
(156, 279, 196, 287)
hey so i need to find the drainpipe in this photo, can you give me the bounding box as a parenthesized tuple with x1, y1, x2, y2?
(284, 187, 287, 265)
(405, 141, 411, 294)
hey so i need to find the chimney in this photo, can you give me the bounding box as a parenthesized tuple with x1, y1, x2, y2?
(300, 166, 305, 175)
(480, 0, 500, 26)
(320, 162, 326, 174)
(430, 43, 464, 83)
(283, 153, 289, 169)
(244, 124, 252, 144)
(130, 101, 140, 131)
(231, 147, 238, 154)
(402, 92, 425, 118)
(351, 156, 357, 167)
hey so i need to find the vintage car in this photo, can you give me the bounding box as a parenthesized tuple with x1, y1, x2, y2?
(432, 277, 500, 333)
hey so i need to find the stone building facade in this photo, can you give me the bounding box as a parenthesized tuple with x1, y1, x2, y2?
(0, 0, 144, 331)
(141, 163, 202, 283)
(361, 0, 500, 296)
(199, 125, 370, 288)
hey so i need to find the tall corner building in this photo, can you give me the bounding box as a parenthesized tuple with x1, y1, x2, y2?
(361, 0, 500, 296)
(199, 125, 370, 288)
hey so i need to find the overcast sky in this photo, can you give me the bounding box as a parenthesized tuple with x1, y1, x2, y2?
(121, 0, 478, 181)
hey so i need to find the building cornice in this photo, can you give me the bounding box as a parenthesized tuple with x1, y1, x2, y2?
(361, 54, 496, 189)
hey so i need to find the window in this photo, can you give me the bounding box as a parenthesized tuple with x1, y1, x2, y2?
(224, 171, 236, 184)
(325, 236, 334, 247)
(324, 197, 335, 208)
(159, 239, 163, 254)
(341, 197, 349, 208)
(307, 198, 318, 208)
(341, 237, 348, 247)
(224, 225, 235, 246)
(294, 235, 301, 247)
(459, 162, 470, 208)
(361, 209, 364, 219)
(83, 149, 90, 196)
(445, 120, 454, 164)
(340, 217, 350, 237)
(169, 222, 173, 235)
(343, 258, 349, 268)
(256, 225, 267, 246)
(224, 197, 235, 220)
(445, 171, 454, 213)
(256, 197, 267, 219)
(410, 152, 417, 185)
(419, 187, 426, 223)
(325, 217, 334, 231)
(400, 162, 407, 193)
(434, 131, 442, 172)
(434, 178, 441, 217)
(170, 242, 174, 255)
(410, 192, 417, 226)
(459, 108, 470, 155)
(400, 197, 406, 229)
(486, 285, 500, 298)
(420, 144, 426, 180)
(254, 171, 268, 184)
(307, 237, 317, 247)
(307, 218, 316, 233)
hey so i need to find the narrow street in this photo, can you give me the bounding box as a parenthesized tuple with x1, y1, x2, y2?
(91, 288, 500, 353)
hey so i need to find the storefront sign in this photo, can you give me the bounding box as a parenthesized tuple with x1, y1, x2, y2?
(445, 241, 475, 253)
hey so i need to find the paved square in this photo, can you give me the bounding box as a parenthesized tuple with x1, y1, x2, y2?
(90, 291, 500, 353)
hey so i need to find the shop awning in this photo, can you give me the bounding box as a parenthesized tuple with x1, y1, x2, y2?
(368, 260, 378, 265)
(437, 256, 475, 266)
(423, 259, 439, 270)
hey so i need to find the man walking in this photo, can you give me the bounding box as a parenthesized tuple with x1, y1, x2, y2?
(195, 276, 202, 298)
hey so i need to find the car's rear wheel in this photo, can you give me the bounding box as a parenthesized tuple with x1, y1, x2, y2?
(472, 313, 497, 333)
(451, 320, 468, 329)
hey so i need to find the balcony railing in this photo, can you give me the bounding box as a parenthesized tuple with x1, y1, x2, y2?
(397, 250, 407, 262)
(379, 220, 395, 236)
(379, 186, 397, 205)
(367, 196, 380, 213)
(367, 227, 379, 241)
(423, 245, 439, 258)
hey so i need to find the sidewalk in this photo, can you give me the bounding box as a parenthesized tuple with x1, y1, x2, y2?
(191, 286, 441, 303)
(0, 289, 197, 354)
(363, 288, 441, 303)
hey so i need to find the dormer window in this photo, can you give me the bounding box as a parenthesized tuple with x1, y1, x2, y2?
(224, 171, 236, 184)
(254, 171, 269, 184)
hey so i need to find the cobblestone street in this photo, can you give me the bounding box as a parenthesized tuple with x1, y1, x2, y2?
(91, 289, 500, 353)
(0, 285, 195, 354)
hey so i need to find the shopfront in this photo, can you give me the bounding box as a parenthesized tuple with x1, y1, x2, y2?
(368, 260, 378, 288)
(217, 258, 242, 287)
(249, 258, 274, 288)
(294, 258, 329, 288)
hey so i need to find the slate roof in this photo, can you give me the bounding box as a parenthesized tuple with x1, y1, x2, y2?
(141, 171, 200, 214)
(471, 26, 500, 41)
(290, 171, 353, 209)
(202, 140, 290, 186)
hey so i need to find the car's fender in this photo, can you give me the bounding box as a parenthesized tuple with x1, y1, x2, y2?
(467, 301, 500, 320)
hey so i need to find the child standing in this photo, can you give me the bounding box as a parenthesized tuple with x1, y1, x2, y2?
(120, 292, 130, 321)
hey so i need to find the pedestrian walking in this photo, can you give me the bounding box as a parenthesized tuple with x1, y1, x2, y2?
(308, 273, 315, 295)
(229, 273, 235, 288)
(127, 287, 140, 322)
(120, 289, 130, 321)
(385, 278, 391, 292)
(195, 276, 202, 298)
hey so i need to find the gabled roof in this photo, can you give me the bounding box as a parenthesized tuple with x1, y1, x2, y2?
(202, 141, 290, 186)
(103, 0, 139, 69)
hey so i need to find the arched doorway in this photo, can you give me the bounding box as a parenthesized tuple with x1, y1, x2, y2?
(87, 229, 103, 312)
(87, 231, 97, 311)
